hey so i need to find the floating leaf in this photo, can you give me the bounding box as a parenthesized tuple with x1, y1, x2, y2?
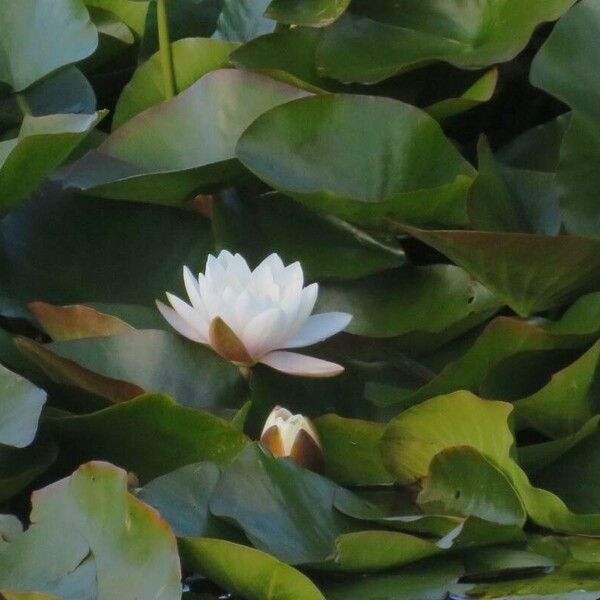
(425, 68, 498, 121)
(317, 265, 499, 338)
(400, 225, 600, 316)
(210, 443, 358, 564)
(316, 0, 576, 84)
(0, 0, 98, 91)
(179, 537, 325, 599)
(313, 414, 392, 485)
(28, 302, 133, 341)
(213, 0, 275, 42)
(66, 70, 310, 205)
(84, 0, 148, 37)
(236, 94, 476, 229)
(265, 0, 350, 27)
(18, 330, 244, 409)
(138, 462, 238, 538)
(113, 38, 238, 129)
(212, 191, 405, 280)
(0, 190, 214, 318)
(0, 364, 46, 448)
(47, 394, 249, 482)
(0, 462, 181, 598)
(0, 113, 104, 213)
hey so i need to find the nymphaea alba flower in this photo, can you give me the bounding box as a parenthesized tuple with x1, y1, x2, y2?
(156, 251, 352, 377)
(260, 406, 323, 472)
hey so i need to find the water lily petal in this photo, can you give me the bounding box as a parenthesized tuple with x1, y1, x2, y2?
(259, 350, 344, 378)
(156, 300, 207, 343)
(166, 292, 209, 340)
(243, 307, 286, 358)
(183, 266, 209, 318)
(282, 312, 352, 349)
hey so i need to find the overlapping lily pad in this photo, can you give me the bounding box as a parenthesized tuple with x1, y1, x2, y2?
(0, 0, 98, 91)
(316, 0, 576, 84)
(236, 94, 476, 229)
(65, 69, 311, 204)
(0, 461, 181, 598)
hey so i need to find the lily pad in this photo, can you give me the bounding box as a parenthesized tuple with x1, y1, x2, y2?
(0, 461, 181, 598)
(400, 225, 600, 317)
(265, 0, 350, 27)
(0, 113, 104, 213)
(113, 37, 238, 129)
(0, 364, 46, 448)
(66, 69, 311, 205)
(316, 0, 576, 84)
(0, 0, 98, 91)
(46, 393, 249, 482)
(179, 537, 325, 599)
(213, 0, 275, 42)
(236, 94, 476, 229)
(212, 191, 405, 280)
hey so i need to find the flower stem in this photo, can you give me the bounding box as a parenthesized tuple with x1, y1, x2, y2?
(156, 0, 176, 99)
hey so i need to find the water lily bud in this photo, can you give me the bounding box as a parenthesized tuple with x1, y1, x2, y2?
(260, 406, 324, 472)
(156, 251, 352, 377)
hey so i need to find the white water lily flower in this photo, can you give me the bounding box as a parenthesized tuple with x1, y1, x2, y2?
(156, 251, 352, 377)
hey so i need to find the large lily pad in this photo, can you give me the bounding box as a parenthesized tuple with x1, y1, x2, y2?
(316, 265, 499, 337)
(113, 37, 238, 129)
(18, 330, 245, 409)
(0, 0, 98, 91)
(236, 94, 476, 229)
(369, 293, 600, 408)
(382, 391, 600, 535)
(212, 191, 406, 280)
(0, 364, 45, 448)
(66, 69, 310, 205)
(209, 443, 358, 564)
(316, 0, 576, 84)
(0, 462, 181, 598)
(400, 225, 600, 316)
(0, 189, 214, 318)
(531, 0, 600, 238)
(0, 113, 104, 212)
(180, 537, 325, 599)
(47, 393, 249, 482)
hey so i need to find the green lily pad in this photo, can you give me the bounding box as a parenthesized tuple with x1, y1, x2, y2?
(317, 265, 499, 337)
(316, 0, 575, 84)
(179, 537, 325, 599)
(18, 330, 244, 409)
(213, 0, 275, 42)
(0, 461, 181, 598)
(209, 443, 358, 564)
(425, 68, 498, 121)
(0, 364, 46, 448)
(113, 37, 238, 129)
(212, 191, 405, 281)
(382, 391, 600, 535)
(418, 447, 526, 526)
(513, 340, 600, 438)
(47, 393, 249, 482)
(84, 0, 148, 37)
(313, 414, 392, 485)
(236, 94, 476, 229)
(0, 113, 104, 213)
(0, 0, 98, 91)
(66, 69, 311, 205)
(138, 462, 239, 538)
(400, 225, 600, 317)
(265, 0, 350, 27)
(368, 293, 600, 408)
(0, 189, 214, 318)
